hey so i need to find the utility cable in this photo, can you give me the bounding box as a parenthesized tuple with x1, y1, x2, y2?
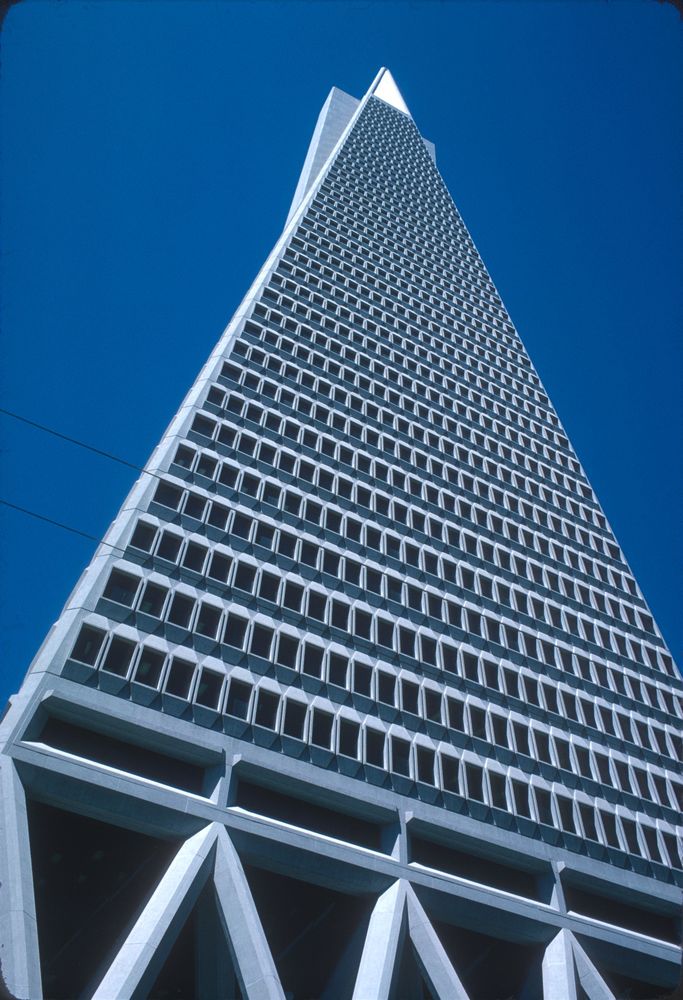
(0, 499, 126, 553)
(0, 406, 148, 473)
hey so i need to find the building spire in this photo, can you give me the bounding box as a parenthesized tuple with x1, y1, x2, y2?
(372, 68, 411, 117)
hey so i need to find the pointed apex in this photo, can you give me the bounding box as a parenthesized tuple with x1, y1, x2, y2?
(372, 68, 411, 118)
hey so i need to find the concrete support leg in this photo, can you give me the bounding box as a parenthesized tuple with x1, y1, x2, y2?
(570, 934, 616, 1000)
(0, 758, 43, 1000)
(213, 826, 284, 1000)
(542, 929, 578, 1000)
(321, 909, 373, 1000)
(352, 879, 407, 1000)
(405, 885, 470, 1000)
(92, 823, 218, 1000)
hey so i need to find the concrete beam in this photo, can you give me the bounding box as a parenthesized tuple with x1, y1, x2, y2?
(0, 759, 42, 1000)
(571, 934, 616, 1000)
(92, 823, 217, 1000)
(352, 879, 406, 1000)
(213, 826, 284, 1000)
(405, 884, 470, 1000)
(542, 929, 578, 1000)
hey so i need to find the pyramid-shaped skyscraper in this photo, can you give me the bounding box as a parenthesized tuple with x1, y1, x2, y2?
(1, 70, 681, 1000)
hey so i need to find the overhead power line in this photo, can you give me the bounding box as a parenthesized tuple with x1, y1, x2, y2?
(0, 406, 147, 473)
(0, 499, 126, 553)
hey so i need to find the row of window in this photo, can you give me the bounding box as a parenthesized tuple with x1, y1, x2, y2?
(133, 498, 674, 724)
(241, 311, 592, 536)
(164, 433, 666, 680)
(159, 464, 665, 686)
(195, 388, 629, 613)
(306, 188, 519, 364)
(129, 510, 679, 718)
(68, 620, 682, 871)
(325, 111, 499, 312)
(233, 319, 597, 530)
(103, 558, 683, 770)
(219, 350, 608, 572)
(329, 110, 517, 345)
(278, 244, 536, 426)
(314, 180, 515, 343)
(330, 110, 485, 286)
(281, 233, 538, 411)
(271, 252, 567, 465)
(322, 137, 520, 340)
(289, 219, 542, 402)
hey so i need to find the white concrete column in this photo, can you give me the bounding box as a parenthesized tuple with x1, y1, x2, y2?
(405, 884, 470, 1000)
(352, 879, 407, 1000)
(92, 823, 218, 1000)
(542, 929, 578, 1000)
(571, 933, 616, 1000)
(0, 758, 43, 1000)
(213, 826, 285, 1000)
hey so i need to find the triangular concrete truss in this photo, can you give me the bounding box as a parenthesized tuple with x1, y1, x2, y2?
(1, 754, 624, 1000)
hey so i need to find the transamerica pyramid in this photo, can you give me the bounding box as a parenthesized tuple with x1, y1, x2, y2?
(1, 69, 681, 1000)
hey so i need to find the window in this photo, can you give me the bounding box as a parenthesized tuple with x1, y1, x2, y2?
(283, 581, 303, 613)
(283, 700, 307, 740)
(354, 609, 372, 640)
(164, 656, 195, 699)
(331, 600, 350, 630)
(353, 662, 372, 697)
(391, 737, 411, 776)
(134, 647, 165, 688)
(102, 569, 139, 607)
(154, 481, 183, 510)
(167, 593, 195, 629)
(70, 625, 105, 666)
(226, 680, 252, 719)
(130, 520, 156, 552)
(311, 710, 333, 748)
(329, 653, 348, 688)
(233, 563, 256, 594)
(254, 689, 279, 729)
(466, 763, 484, 801)
(302, 643, 324, 678)
(250, 624, 274, 659)
(183, 542, 208, 573)
(208, 552, 232, 584)
(339, 718, 360, 758)
(276, 634, 299, 669)
(223, 614, 248, 649)
(365, 729, 385, 767)
(308, 591, 327, 622)
(196, 602, 221, 639)
(195, 669, 223, 709)
(156, 531, 183, 562)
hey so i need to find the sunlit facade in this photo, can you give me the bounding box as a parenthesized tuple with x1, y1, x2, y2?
(1, 69, 681, 1000)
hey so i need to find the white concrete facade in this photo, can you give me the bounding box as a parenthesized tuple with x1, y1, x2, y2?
(0, 68, 681, 999)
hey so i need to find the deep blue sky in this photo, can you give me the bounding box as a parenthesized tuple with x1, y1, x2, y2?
(1, 0, 681, 707)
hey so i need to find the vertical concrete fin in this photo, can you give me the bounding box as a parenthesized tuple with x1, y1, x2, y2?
(92, 823, 218, 1000)
(352, 879, 407, 1000)
(213, 826, 285, 1000)
(286, 86, 360, 226)
(405, 884, 470, 1000)
(570, 933, 616, 1000)
(542, 929, 578, 1000)
(0, 759, 43, 1000)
